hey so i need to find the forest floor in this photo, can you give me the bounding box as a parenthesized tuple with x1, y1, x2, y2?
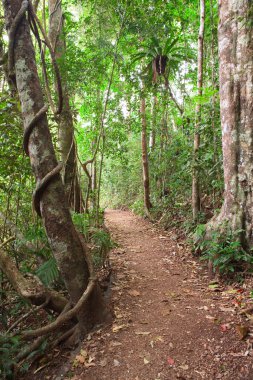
(33, 209, 253, 380)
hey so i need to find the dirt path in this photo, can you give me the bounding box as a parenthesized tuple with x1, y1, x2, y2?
(69, 210, 252, 380)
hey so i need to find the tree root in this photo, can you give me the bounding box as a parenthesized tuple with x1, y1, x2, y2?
(52, 325, 77, 348)
(20, 278, 96, 340)
(0, 246, 67, 313)
(17, 336, 47, 363)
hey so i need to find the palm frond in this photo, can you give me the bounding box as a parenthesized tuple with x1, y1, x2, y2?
(36, 257, 59, 286)
(164, 36, 179, 54)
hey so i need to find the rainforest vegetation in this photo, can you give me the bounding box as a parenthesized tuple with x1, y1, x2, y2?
(1, 0, 253, 378)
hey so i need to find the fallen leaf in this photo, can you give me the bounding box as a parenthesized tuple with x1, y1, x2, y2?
(80, 349, 88, 358)
(162, 311, 171, 317)
(135, 331, 151, 336)
(167, 357, 175, 366)
(220, 323, 230, 332)
(84, 362, 96, 368)
(112, 324, 127, 333)
(88, 355, 95, 363)
(110, 341, 122, 347)
(154, 336, 164, 343)
(113, 359, 120, 366)
(75, 355, 85, 364)
(179, 364, 189, 370)
(229, 352, 244, 357)
(236, 325, 249, 340)
(206, 315, 215, 320)
(99, 358, 107, 367)
(225, 289, 238, 294)
(144, 357, 150, 364)
(128, 290, 140, 297)
(219, 306, 235, 313)
(208, 284, 221, 291)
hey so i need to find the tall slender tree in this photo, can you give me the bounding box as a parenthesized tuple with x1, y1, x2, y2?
(140, 85, 152, 213)
(48, 0, 83, 212)
(192, 0, 205, 221)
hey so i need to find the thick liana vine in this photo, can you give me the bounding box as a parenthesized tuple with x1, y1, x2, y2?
(8, 0, 63, 218)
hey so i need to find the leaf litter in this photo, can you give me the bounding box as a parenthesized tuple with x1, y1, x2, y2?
(29, 210, 253, 380)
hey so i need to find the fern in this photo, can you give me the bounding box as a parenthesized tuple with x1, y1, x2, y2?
(36, 257, 59, 286)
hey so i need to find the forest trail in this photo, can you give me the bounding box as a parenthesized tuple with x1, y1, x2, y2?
(69, 210, 251, 380)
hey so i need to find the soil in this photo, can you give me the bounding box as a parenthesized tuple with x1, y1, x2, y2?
(31, 209, 253, 380)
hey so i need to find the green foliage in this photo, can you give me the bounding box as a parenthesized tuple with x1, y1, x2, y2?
(71, 211, 114, 268)
(199, 230, 253, 275)
(72, 212, 90, 240)
(0, 333, 48, 379)
(91, 227, 115, 268)
(0, 335, 22, 379)
(131, 199, 145, 216)
(36, 257, 59, 286)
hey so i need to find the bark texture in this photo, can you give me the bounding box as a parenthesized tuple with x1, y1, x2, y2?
(192, 0, 205, 221)
(207, 0, 253, 246)
(48, 0, 83, 213)
(149, 95, 157, 151)
(140, 95, 152, 212)
(3, 0, 108, 331)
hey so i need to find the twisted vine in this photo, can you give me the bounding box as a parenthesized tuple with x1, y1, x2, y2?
(8, 0, 62, 217)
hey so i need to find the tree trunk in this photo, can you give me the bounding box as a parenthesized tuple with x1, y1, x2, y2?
(91, 159, 97, 209)
(48, 0, 83, 213)
(140, 94, 152, 212)
(3, 0, 108, 332)
(192, 0, 205, 222)
(149, 94, 157, 152)
(206, 0, 253, 247)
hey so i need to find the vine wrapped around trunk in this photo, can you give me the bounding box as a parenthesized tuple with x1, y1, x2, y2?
(2, 0, 109, 334)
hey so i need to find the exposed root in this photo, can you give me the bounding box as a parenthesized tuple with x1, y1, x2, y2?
(16, 336, 47, 363)
(52, 325, 77, 347)
(0, 246, 67, 312)
(20, 278, 96, 340)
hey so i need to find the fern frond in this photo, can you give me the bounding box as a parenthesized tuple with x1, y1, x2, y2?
(36, 257, 59, 286)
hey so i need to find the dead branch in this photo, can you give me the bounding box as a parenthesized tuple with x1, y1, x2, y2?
(7, 297, 50, 333)
(166, 80, 183, 115)
(0, 236, 15, 248)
